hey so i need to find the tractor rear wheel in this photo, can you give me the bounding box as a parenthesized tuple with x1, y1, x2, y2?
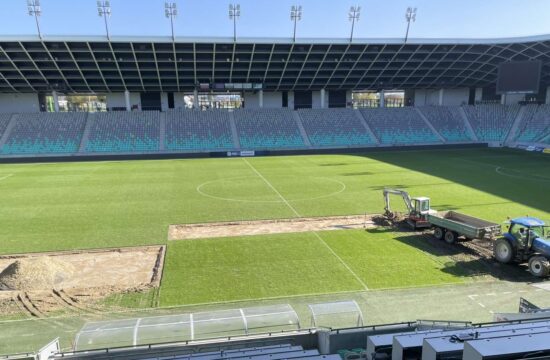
(494, 238, 514, 264)
(433, 227, 444, 240)
(528, 256, 550, 278)
(444, 231, 457, 244)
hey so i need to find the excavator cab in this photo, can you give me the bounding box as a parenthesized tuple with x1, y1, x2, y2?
(382, 188, 433, 229)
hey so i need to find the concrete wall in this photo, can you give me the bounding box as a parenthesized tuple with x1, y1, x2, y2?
(0, 93, 39, 113)
(161, 92, 169, 111)
(243, 92, 260, 108)
(312, 91, 328, 109)
(288, 91, 295, 110)
(106, 92, 141, 110)
(501, 93, 524, 105)
(414, 88, 468, 106)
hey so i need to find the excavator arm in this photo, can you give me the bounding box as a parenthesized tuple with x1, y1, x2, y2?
(383, 188, 414, 218)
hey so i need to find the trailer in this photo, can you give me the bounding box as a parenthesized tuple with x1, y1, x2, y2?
(382, 188, 501, 243)
(428, 211, 502, 244)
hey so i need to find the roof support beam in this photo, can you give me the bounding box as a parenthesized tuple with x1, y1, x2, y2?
(292, 44, 313, 90)
(353, 44, 387, 90)
(64, 42, 93, 93)
(86, 42, 110, 92)
(18, 41, 50, 91)
(245, 43, 256, 83)
(107, 42, 127, 91)
(323, 44, 351, 90)
(338, 45, 369, 90)
(151, 43, 164, 92)
(130, 43, 146, 92)
(308, 45, 333, 90)
(276, 43, 295, 91)
(262, 44, 276, 84)
(40, 42, 75, 93)
(0, 71, 19, 93)
(0, 45, 36, 92)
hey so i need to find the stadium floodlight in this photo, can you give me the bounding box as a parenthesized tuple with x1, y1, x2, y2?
(165, 2, 177, 41)
(229, 4, 240, 42)
(97, 0, 112, 40)
(27, 0, 42, 39)
(348, 6, 361, 42)
(290, 5, 302, 42)
(404, 7, 417, 43)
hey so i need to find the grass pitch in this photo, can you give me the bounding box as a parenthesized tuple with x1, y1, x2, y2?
(160, 229, 464, 306)
(0, 148, 548, 255)
(0, 147, 549, 308)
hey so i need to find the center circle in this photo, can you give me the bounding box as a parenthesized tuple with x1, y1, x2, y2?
(196, 176, 346, 203)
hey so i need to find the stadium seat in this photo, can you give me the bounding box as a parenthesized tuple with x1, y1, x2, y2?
(462, 104, 519, 142)
(360, 107, 441, 145)
(85, 111, 160, 153)
(165, 109, 234, 151)
(1, 112, 86, 155)
(233, 109, 305, 149)
(298, 109, 376, 147)
(514, 104, 550, 143)
(0, 113, 12, 138)
(418, 106, 472, 142)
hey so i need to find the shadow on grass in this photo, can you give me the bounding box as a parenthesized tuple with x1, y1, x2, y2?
(391, 232, 540, 283)
(352, 148, 550, 216)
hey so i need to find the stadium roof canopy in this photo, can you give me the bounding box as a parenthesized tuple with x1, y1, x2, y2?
(0, 34, 549, 94)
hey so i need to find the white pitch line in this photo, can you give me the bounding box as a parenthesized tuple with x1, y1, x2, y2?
(0, 174, 13, 181)
(312, 232, 369, 291)
(242, 158, 368, 290)
(242, 158, 300, 217)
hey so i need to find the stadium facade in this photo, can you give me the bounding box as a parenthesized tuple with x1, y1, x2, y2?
(0, 34, 550, 112)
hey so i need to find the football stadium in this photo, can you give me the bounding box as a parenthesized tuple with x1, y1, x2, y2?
(0, 0, 550, 358)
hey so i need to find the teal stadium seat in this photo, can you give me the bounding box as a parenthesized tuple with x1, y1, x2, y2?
(234, 109, 304, 149)
(298, 109, 376, 147)
(514, 104, 550, 143)
(165, 109, 234, 151)
(418, 106, 472, 142)
(360, 107, 440, 145)
(1, 112, 86, 155)
(85, 111, 160, 153)
(462, 104, 519, 142)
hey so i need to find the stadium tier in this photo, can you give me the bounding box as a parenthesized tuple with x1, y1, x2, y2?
(514, 104, 550, 143)
(0, 104, 549, 157)
(85, 111, 160, 153)
(1, 112, 86, 155)
(462, 104, 520, 143)
(297, 109, 376, 147)
(360, 107, 441, 145)
(165, 109, 235, 151)
(417, 106, 473, 142)
(233, 109, 305, 149)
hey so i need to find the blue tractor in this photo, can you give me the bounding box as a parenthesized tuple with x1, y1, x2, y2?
(493, 217, 550, 277)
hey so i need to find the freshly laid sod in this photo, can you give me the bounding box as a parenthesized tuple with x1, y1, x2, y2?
(160, 230, 465, 306)
(0, 148, 548, 255)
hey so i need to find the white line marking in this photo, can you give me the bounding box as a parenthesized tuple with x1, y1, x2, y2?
(502, 291, 512, 295)
(478, 302, 486, 308)
(312, 232, 369, 291)
(0, 174, 13, 181)
(242, 158, 368, 290)
(468, 294, 479, 300)
(518, 290, 528, 293)
(486, 293, 496, 296)
(242, 158, 300, 217)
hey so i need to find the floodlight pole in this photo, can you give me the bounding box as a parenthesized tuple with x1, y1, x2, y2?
(165, 2, 177, 41)
(404, 7, 417, 44)
(97, 1, 112, 41)
(349, 6, 361, 43)
(290, 5, 302, 43)
(229, 4, 240, 42)
(27, 0, 42, 39)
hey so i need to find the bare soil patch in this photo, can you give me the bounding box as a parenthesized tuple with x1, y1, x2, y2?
(0, 246, 165, 317)
(169, 214, 375, 240)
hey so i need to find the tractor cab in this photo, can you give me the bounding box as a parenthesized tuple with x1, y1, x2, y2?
(504, 217, 549, 252)
(497, 217, 550, 276)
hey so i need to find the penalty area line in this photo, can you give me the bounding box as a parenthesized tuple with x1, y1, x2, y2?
(0, 174, 13, 181)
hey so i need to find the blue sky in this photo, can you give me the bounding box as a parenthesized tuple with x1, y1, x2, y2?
(0, 0, 549, 39)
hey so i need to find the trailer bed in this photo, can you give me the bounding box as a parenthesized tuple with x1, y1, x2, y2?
(428, 211, 501, 240)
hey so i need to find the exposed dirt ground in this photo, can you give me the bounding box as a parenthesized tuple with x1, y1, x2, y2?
(0, 246, 165, 317)
(169, 214, 375, 240)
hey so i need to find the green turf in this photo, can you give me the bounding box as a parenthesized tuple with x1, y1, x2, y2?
(0, 148, 548, 255)
(159, 229, 466, 306)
